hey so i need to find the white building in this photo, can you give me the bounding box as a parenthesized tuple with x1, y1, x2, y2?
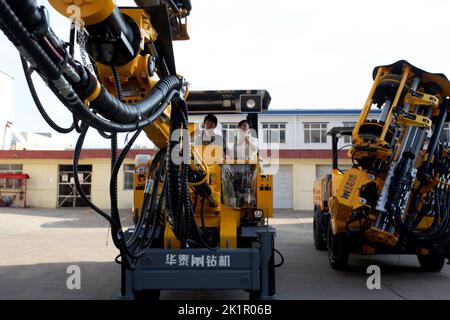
(2, 108, 448, 210)
(9, 131, 73, 150)
(190, 109, 381, 210)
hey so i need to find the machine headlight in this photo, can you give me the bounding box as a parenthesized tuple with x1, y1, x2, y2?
(246, 98, 256, 109)
(254, 209, 264, 219)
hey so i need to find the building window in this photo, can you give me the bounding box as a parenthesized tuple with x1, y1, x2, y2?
(222, 122, 238, 146)
(124, 164, 135, 190)
(262, 123, 286, 144)
(440, 123, 450, 143)
(303, 123, 328, 144)
(0, 164, 23, 189)
(343, 122, 356, 143)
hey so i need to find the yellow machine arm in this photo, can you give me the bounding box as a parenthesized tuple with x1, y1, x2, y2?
(0, 0, 274, 275)
(0, 0, 211, 266)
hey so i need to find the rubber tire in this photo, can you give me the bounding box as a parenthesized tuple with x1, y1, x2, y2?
(313, 208, 328, 251)
(134, 289, 161, 301)
(327, 222, 350, 271)
(417, 253, 446, 272)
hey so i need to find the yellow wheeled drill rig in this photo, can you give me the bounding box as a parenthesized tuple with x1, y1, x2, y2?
(314, 61, 450, 271)
(0, 0, 278, 299)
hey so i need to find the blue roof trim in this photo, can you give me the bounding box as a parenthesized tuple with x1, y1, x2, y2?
(265, 109, 381, 115)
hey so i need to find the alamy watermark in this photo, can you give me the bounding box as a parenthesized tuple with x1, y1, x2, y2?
(66, 265, 81, 290)
(366, 265, 381, 290)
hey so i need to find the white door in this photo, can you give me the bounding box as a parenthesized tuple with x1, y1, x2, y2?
(273, 165, 293, 209)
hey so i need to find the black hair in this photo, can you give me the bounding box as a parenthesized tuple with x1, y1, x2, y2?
(204, 113, 218, 126)
(238, 119, 250, 128)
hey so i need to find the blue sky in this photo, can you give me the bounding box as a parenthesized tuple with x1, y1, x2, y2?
(1, 0, 450, 147)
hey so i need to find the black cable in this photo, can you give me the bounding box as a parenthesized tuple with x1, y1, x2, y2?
(333, 143, 353, 172)
(111, 64, 123, 101)
(68, 23, 75, 57)
(110, 64, 122, 246)
(177, 101, 218, 250)
(73, 115, 82, 133)
(73, 125, 118, 228)
(391, 166, 450, 248)
(200, 197, 207, 237)
(20, 55, 75, 134)
(137, 149, 168, 251)
(73, 123, 138, 269)
(97, 130, 114, 139)
(127, 148, 165, 248)
(274, 248, 284, 268)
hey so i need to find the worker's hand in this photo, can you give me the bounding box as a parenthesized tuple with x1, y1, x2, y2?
(245, 136, 250, 144)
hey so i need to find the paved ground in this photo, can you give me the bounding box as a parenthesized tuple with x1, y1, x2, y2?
(1, 207, 450, 300)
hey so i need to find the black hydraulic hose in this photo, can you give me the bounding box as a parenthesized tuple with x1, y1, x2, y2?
(97, 130, 114, 139)
(156, 172, 168, 227)
(138, 150, 168, 252)
(73, 115, 83, 133)
(110, 134, 118, 217)
(166, 98, 198, 244)
(73, 124, 127, 253)
(167, 99, 183, 239)
(421, 98, 450, 180)
(20, 56, 75, 134)
(69, 23, 75, 57)
(73, 124, 137, 269)
(392, 186, 450, 247)
(89, 75, 181, 124)
(111, 64, 123, 101)
(49, 80, 179, 133)
(127, 149, 165, 248)
(73, 125, 119, 230)
(109, 129, 143, 246)
(200, 197, 207, 235)
(0, 0, 183, 129)
(6, 0, 46, 37)
(177, 101, 217, 249)
(110, 64, 122, 235)
(0, 0, 61, 79)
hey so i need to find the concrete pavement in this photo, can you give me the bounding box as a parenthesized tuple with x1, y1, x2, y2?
(0, 208, 449, 300)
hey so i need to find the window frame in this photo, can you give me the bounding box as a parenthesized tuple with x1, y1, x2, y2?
(124, 164, 135, 191)
(221, 122, 239, 146)
(303, 122, 328, 144)
(262, 122, 287, 144)
(342, 121, 356, 143)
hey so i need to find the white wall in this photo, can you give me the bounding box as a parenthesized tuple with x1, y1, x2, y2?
(190, 112, 372, 150)
(0, 158, 135, 209)
(12, 132, 73, 150)
(294, 114, 360, 150)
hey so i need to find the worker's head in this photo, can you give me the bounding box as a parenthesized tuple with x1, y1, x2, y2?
(203, 114, 218, 130)
(238, 119, 250, 132)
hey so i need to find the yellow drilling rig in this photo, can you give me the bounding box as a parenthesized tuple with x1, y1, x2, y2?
(314, 61, 450, 271)
(0, 0, 279, 299)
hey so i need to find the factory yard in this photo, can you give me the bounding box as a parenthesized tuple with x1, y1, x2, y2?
(1, 207, 450, 300)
